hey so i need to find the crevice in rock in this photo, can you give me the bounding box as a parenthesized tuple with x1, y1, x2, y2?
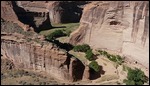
(64, 53, 71, 70)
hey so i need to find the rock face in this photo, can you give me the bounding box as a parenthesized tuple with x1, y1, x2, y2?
(70, 1, 149, 68)
(1, 16, 87, 81)
(1, 1, 30, 31)
(12, 1, 52, 32)
(1, 37, 87, 81)
(1, 1, 88, 81)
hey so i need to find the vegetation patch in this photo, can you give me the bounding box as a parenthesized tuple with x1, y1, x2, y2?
(98, 50, 124, 65)
(85, 49, 94, 61)
(39, 23, 79, 36)
(73, 44, 91, 52)
(89, 61, 100, 72)
(46, 30, 66, 41)
(123, 68, 148, 85)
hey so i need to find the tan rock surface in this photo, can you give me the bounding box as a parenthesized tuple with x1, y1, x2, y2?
(70, 1, 149, 68)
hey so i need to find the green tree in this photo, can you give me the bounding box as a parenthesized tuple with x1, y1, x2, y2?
(73, 44, 91, 52)
(89, 61, 100, 72)
(46, 30, 66, 41)
(124, 68, 148, 85)
(85, 49, 94, 61)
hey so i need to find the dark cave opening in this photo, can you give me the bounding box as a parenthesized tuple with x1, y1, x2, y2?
(89, 68, 100, 80)
(72, 59, 85, 81)
(89, 65, 105, 80)
(110, 21, 121, 25)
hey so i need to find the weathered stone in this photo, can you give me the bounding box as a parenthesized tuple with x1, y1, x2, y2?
(70, 1, 149, 69)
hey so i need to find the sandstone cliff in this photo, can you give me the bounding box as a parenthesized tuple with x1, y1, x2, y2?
(70, 1, 149, 68)
(2, 1, 87, 32)
(15, 1, 87, 24)
(1, 1, 30, 31)
(1, 34, 87, 81)
(1, 1, 90, 82)
(1, 20, 88, 82)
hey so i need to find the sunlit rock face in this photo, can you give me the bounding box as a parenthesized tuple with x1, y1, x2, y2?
(70, 1, 149, 68)
(1, 38, 87, 81)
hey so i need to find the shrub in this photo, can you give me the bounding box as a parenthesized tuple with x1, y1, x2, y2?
(85, 49, 94, 61)
(98, 50, 103, 55)
(123, 68, 148, 85)
(73, 44, 91, 52)
(116, 55, 123, 64)
(89, 61, 100, 72)
(98, 50, 124, 64)
(108, 55, 117, 62)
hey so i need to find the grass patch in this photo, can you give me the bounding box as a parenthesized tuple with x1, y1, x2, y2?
(39, 23, 79, 36)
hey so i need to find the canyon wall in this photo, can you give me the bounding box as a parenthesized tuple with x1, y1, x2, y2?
(3, 1, 86, 32)
(12, 1, 52, 32)
(1, 19, 88, 81)
(1, 37, 87, 81)
(1, 38, 68, 80)
(1, 1, 30, 31)
(70, 1, 149, 68)
(15, 1, 87, 24)
(1, 1, 89, 81)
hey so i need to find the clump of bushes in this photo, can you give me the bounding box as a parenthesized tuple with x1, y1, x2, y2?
(85, 49, 94, 61)
(123, 68, 148, 85)
(46, 29, 73, 41)
(98, 50, 123, 64)
(73, 44, 95, 61)
(89, 61, 100, 72)
(73, 44, 91, 52)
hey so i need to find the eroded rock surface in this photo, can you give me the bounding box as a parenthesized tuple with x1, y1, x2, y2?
(1, 1, 30, 31)
(1, 35, 88, 81)
(70, 1, 149, 68)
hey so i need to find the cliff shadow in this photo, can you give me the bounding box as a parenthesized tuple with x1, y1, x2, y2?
(60, 1, 84, 23)
(50, 40, 74, 51)
(72, 59, 85, 81)
(52, 26, 66, 28)
(37, 13, 52, 33)
(11, 1, 37, 30)
(89, 65, 105, 80)
(11, 1, 53, 33)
